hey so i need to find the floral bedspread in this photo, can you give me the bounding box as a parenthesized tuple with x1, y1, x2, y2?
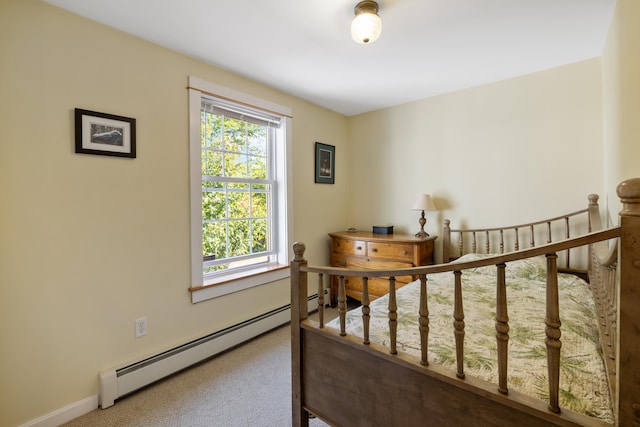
(326, 254, 613, 422)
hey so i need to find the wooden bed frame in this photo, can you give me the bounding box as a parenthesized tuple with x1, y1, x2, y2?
(291, 178, 640, 427)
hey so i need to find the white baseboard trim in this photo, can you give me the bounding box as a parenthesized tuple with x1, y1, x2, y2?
(17, 291, 328, 426)
(18, 395, 98, 427)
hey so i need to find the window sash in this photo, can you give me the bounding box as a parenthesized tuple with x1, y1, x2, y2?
(200, 97, 278, 274)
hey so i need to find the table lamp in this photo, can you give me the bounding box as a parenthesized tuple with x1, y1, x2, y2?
(411, 194, 437, 237)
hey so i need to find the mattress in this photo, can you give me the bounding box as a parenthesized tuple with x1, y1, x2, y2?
(326, 253, 613, 422)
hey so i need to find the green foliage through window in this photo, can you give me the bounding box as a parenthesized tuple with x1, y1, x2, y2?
(200, 100, 275, 274)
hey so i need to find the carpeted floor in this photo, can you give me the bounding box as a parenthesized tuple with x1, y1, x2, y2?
(62, 310, 337, 427)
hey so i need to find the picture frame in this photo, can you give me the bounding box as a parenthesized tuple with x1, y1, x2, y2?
(314, 142, 335, 184)
(75, 108, 136, 158)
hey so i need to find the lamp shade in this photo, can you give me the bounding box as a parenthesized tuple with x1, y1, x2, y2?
(351, 1, 382, 44)
(411, 194, 437, 211)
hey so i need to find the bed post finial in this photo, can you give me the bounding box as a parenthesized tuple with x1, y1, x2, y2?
(588, 194, 601, 233)
(617, 178, 640, 217)
(442, 219, 451, 263)
(293, 242, 306, 261)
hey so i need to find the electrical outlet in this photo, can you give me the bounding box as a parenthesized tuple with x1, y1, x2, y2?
(135, 317, 147, 338)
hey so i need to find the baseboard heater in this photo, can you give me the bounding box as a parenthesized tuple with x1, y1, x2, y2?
(99, 291, 326, 408)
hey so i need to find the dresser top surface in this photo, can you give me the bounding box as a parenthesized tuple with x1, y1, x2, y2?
(329, 231, 437, 244)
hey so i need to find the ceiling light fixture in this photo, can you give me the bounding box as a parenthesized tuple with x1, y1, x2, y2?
(351, 1, 382, 44)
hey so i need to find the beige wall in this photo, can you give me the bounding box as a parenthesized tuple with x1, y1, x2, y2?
(348, 59, 605, 261)
(0, 1, 348, 425)
(603, 0, 640, 220)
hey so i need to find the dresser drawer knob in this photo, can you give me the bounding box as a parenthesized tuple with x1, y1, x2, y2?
(339, 260, 346, 266)
(357, 246, 362, 250)
(371, 248, 378, 253)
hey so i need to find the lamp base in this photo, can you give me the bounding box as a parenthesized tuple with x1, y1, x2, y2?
(415, 210, 429, 238)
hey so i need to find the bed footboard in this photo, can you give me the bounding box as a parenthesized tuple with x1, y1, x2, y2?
(299, 326, 600, 427)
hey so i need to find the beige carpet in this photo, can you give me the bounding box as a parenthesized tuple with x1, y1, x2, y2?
(63, 315, 335, 427)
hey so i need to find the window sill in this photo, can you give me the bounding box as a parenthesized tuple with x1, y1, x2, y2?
(189, 264, 290, 303)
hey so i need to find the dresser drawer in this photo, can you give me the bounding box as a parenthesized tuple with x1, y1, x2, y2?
(331, 253, 412, 270)
(338, 277, 412, 300)
(331, 254, 414, 287)
(367, 242, 414, 262)
(332, 237, 366, 256)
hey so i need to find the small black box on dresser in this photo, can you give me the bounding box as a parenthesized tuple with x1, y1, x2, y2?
(372, 225, 393, 234)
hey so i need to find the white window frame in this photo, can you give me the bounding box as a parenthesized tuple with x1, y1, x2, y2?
(188, 76, 292, 303)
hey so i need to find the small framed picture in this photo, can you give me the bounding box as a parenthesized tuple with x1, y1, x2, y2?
(75, 108, 136, 158)
(315, 142, 335, 184)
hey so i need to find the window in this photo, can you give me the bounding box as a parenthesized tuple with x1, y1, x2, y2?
(188, 77, 292, 303)
(200, 99, 276, 273)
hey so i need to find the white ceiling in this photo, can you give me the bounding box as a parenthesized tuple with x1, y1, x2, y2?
(43, 0, 615, 116)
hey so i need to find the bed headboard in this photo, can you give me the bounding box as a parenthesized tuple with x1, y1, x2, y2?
(441, 194, 600, 271)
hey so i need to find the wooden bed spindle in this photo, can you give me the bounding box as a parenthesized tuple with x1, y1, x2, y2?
(338, 275, 346, 336)
(362, 277, 370, 345)
(317, 273, 324, 328)
(589, 246, 618, 363)
(599, 271, 608, 332)
(453, 270, 465, 379)
(530, 225, 535, 247)
(495, 263, 509, 394)
(388, 277, 398, 355)
(499, 229, 504, 254)
(592, 261, 605, 327)
(595, 258, 611, 348)
(418, 275, 429, 366)
(606, 266, 617, 361)
(545, 253, 562, 414)
(485, 230, 490, 253)
(514, 227, 519, 251)
(564, 217, 571, 268)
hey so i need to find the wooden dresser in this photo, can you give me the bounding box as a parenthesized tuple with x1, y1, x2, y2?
(328, 231, 436, 304)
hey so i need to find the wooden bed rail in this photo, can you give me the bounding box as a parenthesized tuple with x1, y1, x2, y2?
(291, 178, 640, 426)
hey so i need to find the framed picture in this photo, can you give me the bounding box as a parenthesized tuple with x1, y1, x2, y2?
(75, 108, 136, 158)
(314, 142, 335, 184)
